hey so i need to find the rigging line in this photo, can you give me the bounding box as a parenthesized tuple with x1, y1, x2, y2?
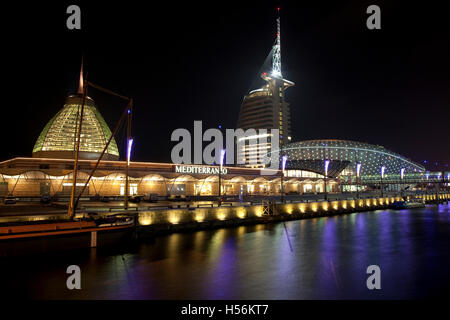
(74, 101, 131, 208)
(117, 120, 127, 158)
(87, 81, 130, 101)
(11, 173, 22, 195)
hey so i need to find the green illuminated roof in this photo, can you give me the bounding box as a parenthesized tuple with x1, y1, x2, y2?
(32, 94, 119, 160)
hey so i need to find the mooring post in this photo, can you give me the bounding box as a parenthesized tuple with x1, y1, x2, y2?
(90, 231, 97, 247)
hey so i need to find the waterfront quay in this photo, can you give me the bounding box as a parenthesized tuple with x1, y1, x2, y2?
(1, 191, 448, 247)
(135, 192, 449, 236)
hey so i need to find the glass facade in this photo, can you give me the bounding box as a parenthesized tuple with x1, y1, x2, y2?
(32, 94, 119, 160)
(271, 139, 425, 177)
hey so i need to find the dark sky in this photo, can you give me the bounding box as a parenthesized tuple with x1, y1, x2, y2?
(2, 1, 449, 171)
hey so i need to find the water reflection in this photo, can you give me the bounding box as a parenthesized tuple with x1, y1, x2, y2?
(1, 205, 450, 299)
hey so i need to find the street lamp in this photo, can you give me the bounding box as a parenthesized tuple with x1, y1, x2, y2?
(125, 137, 134, 209)
(324, 159, 330, 201)
(127, 138, 134, 166)
(380, 166, 386, 198)
(281, 155, 287, 203)
(218, 149, 226, 206)
(356, 162, 361, 199)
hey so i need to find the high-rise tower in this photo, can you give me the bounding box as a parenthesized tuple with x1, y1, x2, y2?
(237, 8, 294, 167)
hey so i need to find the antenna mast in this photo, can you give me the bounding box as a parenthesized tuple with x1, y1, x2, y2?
(272, 7, 282, 78)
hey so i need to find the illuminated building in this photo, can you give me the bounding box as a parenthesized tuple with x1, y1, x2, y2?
(0, 63, 339, 198)
(32, 68, 119, 160)
(270, 139, 425, 178)
(237, 9, 294, 167)
(0, 158, 340, 197)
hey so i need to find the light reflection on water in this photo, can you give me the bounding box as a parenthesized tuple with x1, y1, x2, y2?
(1, 204, 450, 299)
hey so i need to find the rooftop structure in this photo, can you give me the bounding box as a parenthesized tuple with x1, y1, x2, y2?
(32, 66, 119, 160)
(269, 139, 426, 178)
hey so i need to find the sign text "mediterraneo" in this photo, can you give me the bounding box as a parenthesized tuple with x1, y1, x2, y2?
(175, 165, 227, 175)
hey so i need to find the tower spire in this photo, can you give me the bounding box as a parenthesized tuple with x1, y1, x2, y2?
(272, 7, 282, 78)
(77, 57, 84, 94)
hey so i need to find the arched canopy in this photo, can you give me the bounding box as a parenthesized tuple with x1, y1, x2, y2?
(204, 175, 219, 182)
(173, 174, 197, 182)
(230, 176, 247, 183)
(141, 174, 166, 181)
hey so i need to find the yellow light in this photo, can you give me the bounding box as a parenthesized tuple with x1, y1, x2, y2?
(322, 202, 329, 211)
(333, 202, 339, 210)
(195, 212, 206, 222)
(285, 204, 294, 214)
(169, 212, 181, 224)
(217, 210, 227, 220)
(311, 203, 318, 212)
(298, 203, 306, 213)
(255, 206, 263, 217)
(139, 213, 153, 226)
(139, 217, 152, 226)
(237, 209, 246, 219)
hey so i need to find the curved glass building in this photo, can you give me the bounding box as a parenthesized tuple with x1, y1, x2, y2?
(270, 139, 425, 178)
(32, 70, 119, 161)
(32, 94, 119, 160)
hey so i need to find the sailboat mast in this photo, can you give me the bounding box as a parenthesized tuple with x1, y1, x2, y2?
(68, 68, 88, 220)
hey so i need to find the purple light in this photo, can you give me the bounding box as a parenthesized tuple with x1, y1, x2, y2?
(127, 138, 134, 165)
(282, 155, 287, 172)
(356, 162, 361, 178)
(324, 159, 330, 176)
(400, 168, 405, 180)
(220, 149, 226, 169)
(127, 109, 131, 114)
(381, 166, 386, 178)
(425, 172, 429, 180)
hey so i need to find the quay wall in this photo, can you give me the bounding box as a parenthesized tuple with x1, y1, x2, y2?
(137, 193, 450, 236)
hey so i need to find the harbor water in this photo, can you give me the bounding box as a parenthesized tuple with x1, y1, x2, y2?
(1, 204, 450, 299)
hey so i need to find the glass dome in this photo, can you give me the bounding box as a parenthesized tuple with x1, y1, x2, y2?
(32, 94, 119, 160)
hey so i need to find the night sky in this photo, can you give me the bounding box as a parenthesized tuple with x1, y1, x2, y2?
(2, 1, 449, 171)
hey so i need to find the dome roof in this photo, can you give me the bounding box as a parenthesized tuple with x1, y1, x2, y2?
(269, 139, 424, 176)
(32, 94, 119, 160)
